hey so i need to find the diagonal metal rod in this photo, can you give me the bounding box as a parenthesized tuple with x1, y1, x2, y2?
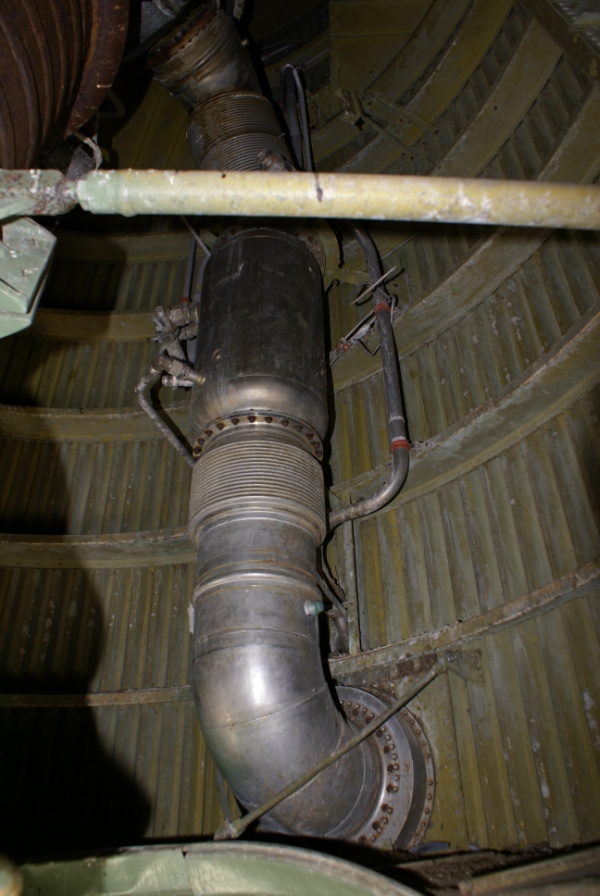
(213, 661, 444, 841)
(350, 266, 398, 305)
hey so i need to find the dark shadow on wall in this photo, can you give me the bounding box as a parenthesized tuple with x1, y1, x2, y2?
(0, 392, 150, 861)
(0, 687, 151, 861)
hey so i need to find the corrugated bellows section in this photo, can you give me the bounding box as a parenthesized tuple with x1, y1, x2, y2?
(149, 5, 431, 845)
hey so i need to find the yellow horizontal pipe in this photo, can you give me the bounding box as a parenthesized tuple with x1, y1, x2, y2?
(2, 168, 599, 229)
(76, 169, 600, 229)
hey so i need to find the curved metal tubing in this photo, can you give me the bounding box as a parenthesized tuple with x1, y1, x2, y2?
(214, 661, 443, 841)
(135, 364, 194, 468)
(329, 228, 409, 530)
(329, 436, 409, 530)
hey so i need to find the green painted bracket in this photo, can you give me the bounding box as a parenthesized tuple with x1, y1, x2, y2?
(0, 216, 56, 339)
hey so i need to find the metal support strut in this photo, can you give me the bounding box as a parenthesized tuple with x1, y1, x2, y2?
(2, 168, 600, 230)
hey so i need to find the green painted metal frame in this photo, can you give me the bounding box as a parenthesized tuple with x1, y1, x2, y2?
(0, 217, 55, 338)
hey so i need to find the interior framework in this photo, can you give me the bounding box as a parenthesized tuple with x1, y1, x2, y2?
(0, 0, 599, 858)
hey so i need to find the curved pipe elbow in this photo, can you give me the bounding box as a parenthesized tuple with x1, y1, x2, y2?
(193, 585, 377, 837)
(329, 227, 409, 531)
(136, 367, 194, 467)
(328, 443, 409, 530)
(189, 441, 381, 837)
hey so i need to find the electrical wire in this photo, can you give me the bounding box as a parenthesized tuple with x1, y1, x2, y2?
(183, 235, 196, 303)
(282, 66, 303, 168)
(291, 66, 313, 172)
(281, 65, 313, 172)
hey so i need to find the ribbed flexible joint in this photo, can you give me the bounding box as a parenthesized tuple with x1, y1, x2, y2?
(189, 430, 381, 837)
(187, 92, 291, 171)
(189, 435, 326, 543)
(150, 3, 409, 837)
(149, 9, 287, 172)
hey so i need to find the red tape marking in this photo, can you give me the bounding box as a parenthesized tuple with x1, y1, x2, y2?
(374, 302, 391, 316)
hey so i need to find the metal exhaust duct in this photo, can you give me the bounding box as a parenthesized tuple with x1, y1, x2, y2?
(149, 5, 431, 846)
(0, 0, 128, 168)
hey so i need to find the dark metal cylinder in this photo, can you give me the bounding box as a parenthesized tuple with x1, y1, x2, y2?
(148, 8, 259, 107)
(190, 227, 328, 439)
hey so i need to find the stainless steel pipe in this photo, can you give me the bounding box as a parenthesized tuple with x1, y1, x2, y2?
(188, 227, 381, 836)
(145, 6, 430, 845)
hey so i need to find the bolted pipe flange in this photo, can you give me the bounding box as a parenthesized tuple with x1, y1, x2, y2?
(336, 686, 434, 849)
(191, 411, 324, 461)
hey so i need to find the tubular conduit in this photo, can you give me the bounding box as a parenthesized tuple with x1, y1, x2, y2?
(75, 172, 600, 229)
(2, 170, 600, 229)
(136, 359, 195, 467)
(282, 66, 302, 168)
(329, 229, 409, 530)
(137, 4, 432, 847)
(286, 65, 313, 172)
(145, 5, 391, 843)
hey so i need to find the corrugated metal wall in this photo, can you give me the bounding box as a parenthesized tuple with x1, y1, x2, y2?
(0, 0, 598, 858)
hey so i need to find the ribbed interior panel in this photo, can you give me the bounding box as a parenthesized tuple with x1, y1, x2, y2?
(1, 0, 599, 856)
